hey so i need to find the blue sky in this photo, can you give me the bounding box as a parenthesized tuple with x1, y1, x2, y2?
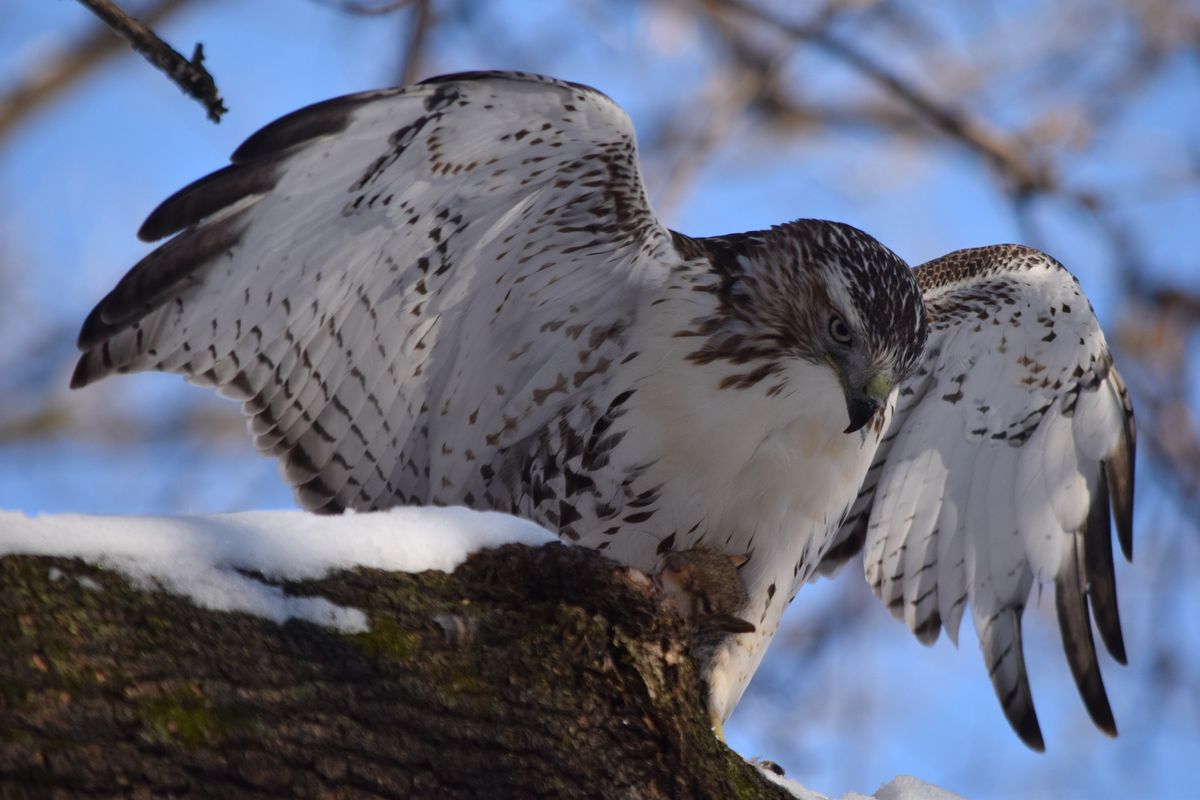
(2, 2, 1198, 797)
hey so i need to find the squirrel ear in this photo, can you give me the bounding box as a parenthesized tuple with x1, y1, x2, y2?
(726, 552, 750, 569)
(710, 614, 757, 634)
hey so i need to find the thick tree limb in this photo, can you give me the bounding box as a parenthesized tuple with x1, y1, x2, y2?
(77, 0, 226, 122)
(0, 542, 788, 798)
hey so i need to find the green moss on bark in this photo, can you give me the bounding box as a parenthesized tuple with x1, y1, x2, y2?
(0, 541, 789, 798)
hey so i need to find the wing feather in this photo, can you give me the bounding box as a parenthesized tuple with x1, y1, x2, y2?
(934, 432, 970, 645)
(822, 244, 1135, 749)
(1056, 480, 1119, 736)
(1105, 369, 1137, 559)
(1016, 409, 1071, 581)
(900, 459, 946, 643)
(1083, 464, 1126, 663)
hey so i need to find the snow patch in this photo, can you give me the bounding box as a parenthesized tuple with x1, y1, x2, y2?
(754, 763, 967, 800)
(0, 506, 557, 632)
(871, 775, 966, 800)
(755, 762, 830, 800)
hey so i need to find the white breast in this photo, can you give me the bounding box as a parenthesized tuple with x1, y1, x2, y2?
(568, 288, 890, 721)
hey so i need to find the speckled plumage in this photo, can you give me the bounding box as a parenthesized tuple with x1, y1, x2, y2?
(74, 72, 1134, 750)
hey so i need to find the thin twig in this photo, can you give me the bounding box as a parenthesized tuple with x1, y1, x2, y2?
(76, 0, 226, 122)
(0, 0, 192, 141)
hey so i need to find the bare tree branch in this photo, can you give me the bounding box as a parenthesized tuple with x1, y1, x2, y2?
(0, 542, 791, 798)
(400, 0, 434, 86)
(76, 0, 226, 122)
(711, 0, 1056, 195)
(0, 0, 194, 141)
(652, 70, 757, 219)
(314, 0, 416, 15)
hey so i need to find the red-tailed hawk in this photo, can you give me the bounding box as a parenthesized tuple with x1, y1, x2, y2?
(72, 72, 1134, 750)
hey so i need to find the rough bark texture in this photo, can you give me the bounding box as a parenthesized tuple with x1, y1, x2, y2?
(0, 542, 790, 799)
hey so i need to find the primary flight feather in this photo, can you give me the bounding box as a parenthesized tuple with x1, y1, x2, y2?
(73, 71, 1134, 749)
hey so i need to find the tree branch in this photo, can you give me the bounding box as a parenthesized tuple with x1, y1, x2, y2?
(0, 542, 790, 798)
(711, 0, 1056, 195)
(400, 0, 434, 86)
(0, 0, 195, 141)
(76, 0, 226, 122)
(315, 0, 415, 15)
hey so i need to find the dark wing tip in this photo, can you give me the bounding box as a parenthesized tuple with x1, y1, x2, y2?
(1017, 714, 1047, 753)
(76, 300, 113, 352)
(69, 351, 96, 390)
(1004, 677, 1046, 752)
(983, 609, 1046, 751)
(1004, 689, 1046, 752)
(1085, 466, 1128, 664)
(911, 610, 942, 646)
(76, 210, 248, 355)
(231, 88, 401, 165)
(1057, 529, 1119, 737)
(418, 69, 533, 86)
(138, 160, 280, 242)
(147, 87, 410, 240)
(417, 70, 609, 102)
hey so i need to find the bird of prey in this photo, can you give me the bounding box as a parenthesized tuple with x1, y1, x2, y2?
(72, 71, 1135, 751)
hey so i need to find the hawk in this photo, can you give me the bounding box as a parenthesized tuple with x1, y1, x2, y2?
(72, 71, 1134, 750)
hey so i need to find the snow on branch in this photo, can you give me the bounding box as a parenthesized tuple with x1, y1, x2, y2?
(0, 506, 963, 798)
(0, 506, 555, 631)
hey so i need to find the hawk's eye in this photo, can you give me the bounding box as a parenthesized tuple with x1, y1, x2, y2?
(828, 314, 853, 345)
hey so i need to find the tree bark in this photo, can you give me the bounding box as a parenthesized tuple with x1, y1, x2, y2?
(0, 542, 789, 798)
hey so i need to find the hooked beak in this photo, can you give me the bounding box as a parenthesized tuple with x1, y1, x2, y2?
(843, 373, 893, 434)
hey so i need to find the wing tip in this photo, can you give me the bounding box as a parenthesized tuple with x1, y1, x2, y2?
(1001, 674, 1045, 752)
(983, 608, 1047, 752)
(1084, 466, 1129, 665)
(75, 301, 111, 352)
(230, 88, 401, 165)
(137, 210, 171, 242)
(1005, 688, 1046, 753)
(1107, 637, 1129, 667)
(911, 611, 942, 646)
(417, 70, 609, 100)
(137, 160, 281, 243)
(1057, 530, 1121, 741)
(69, 353, 95, 390)
(1018, 718, 1047, 753)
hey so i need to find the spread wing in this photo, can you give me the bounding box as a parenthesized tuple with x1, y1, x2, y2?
(72, 71, 674, 514)
(821, 245, 1135, 751)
